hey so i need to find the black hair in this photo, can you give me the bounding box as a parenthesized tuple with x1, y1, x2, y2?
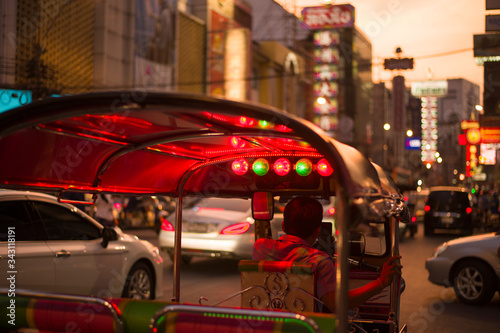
(283, 197, 323, 239)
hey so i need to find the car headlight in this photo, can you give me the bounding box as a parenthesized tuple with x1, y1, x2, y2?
(433, 243, 448, 257)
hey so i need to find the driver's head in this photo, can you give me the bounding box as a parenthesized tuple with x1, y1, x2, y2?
(283, 197, 323, 239)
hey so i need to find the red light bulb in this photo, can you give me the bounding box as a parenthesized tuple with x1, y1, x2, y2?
(273, 158, 291, 176)
(232, 158, 249, 175)
(317, 158, 333, 176)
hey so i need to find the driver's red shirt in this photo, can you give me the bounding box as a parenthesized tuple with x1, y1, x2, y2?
(253, 234, 336, 300)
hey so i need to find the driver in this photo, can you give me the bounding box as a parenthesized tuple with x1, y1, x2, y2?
(253, 196, 403, 313)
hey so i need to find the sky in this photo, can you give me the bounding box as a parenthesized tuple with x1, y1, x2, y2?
(277, 0, 490, 100)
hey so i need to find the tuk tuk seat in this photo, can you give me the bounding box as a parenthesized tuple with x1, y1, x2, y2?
(238, 260, 318, 313)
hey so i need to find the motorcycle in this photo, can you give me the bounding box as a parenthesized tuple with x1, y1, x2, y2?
(0, 92, 408, 333)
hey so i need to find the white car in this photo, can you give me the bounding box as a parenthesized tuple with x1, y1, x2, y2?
(0, 190, 163, 299)
(158, 197, 284, 263)
(425, 232, 500, 304)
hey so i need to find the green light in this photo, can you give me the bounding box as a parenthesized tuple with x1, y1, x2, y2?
(252, 158, 270, 176)
(471, 189, 476, 194)
(295, 158, 313, 176)
(258, 120, 269, 128)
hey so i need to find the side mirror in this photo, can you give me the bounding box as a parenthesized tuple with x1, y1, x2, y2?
(101, 227, 118, 248)
(348, 232, 366, 257)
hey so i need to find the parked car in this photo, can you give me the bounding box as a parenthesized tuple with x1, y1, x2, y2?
(425, 232, 500, 305)
(0, 190, 163, 300)
(423, 186, 473, 236)
(158, 197, 284, 263)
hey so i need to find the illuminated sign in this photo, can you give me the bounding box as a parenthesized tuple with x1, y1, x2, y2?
(421, 96, 438, 164)
(300, 4, 355, 30)
(411, 80, 448, 97)
(461, 120, 480, 130)
(314, 65, 338, 81)
(474, 56, 500, 65)
(480, 127, 500, 143)
(0, 90, 32, 114)
(466, 128, 482, 144)
(313, 81, 338, 97)
(466, 144, 479, 176)
(479, 143, 499, 165)
(313, 114, 337, 132)
(314, 48, 339, 64)
(405, 137, 421, 150)
(314, 98, 338, 114)
(314, 30, 339, 46)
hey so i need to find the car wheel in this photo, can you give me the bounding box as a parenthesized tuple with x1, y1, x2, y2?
(452, 260, 496, 305)
(122, 262, 154, 300)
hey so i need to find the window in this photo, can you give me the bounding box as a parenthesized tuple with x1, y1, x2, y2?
(32, 202, 101, 241)
(0, 201, 44, 241)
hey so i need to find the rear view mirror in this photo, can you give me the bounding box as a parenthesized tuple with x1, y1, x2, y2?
(252, 192, 274, 240)
(252, 192, 274, 220)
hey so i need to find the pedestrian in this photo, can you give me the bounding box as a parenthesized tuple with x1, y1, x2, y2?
(478, 191, 490, 229)
(94, 193, 116, 227)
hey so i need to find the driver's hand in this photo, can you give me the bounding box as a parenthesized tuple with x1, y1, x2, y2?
(379, 255, 403, 287)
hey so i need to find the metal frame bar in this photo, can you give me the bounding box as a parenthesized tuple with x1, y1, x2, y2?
(148, 304, 322, 333)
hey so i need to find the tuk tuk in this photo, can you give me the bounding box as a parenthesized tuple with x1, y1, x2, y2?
(0, 92, 407, 333)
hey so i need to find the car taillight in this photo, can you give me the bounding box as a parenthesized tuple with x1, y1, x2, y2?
(161, 220, 175, 232)
(424, 205, 430, 212)
(326, 207, 336, 216)
(466, 207, 472, 214)
(220, 222, 250, 235)
(411, 216, 417, 223)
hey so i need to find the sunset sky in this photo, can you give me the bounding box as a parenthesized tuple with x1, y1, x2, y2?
(277, 0, 492, 100)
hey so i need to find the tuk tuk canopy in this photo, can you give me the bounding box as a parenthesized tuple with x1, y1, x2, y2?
(0, 92, 402, 220)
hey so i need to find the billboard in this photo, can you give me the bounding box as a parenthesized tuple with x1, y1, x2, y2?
(134, 0, 177, 90)
(473, 33, 500, 57)
(411, 80, 448, 97)
(486, 15, 500, 31)
(300, 4, 355, 30)
(224, 28, 250, 101)
(384, 58, 414, 70)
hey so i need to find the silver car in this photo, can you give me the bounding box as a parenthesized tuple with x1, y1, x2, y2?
(425, 232, 500, 304)
(0, 190, 163, 300)
(158, 197, 283, 263)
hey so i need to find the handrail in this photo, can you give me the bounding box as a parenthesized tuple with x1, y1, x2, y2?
(0, 289, 124, 333)
(200, 285, 325, 308)
(149, 304, 322, 333)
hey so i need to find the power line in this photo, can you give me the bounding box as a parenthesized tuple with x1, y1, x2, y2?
(415, 47, 472, 60)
